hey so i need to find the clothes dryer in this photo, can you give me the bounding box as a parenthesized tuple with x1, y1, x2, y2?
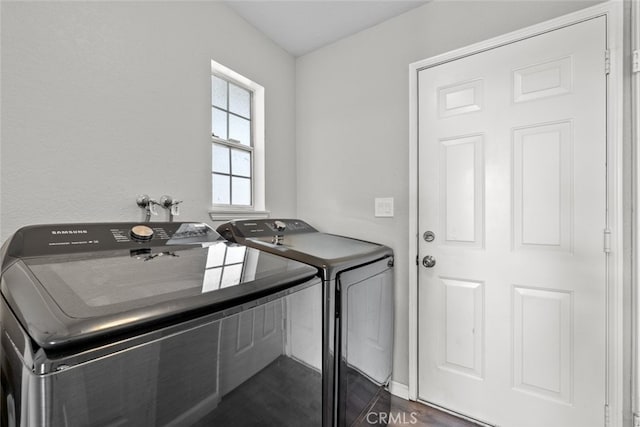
(217, 219, 394, 426)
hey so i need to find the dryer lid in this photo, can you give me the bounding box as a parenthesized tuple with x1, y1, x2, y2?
(217, 219, 393, 278)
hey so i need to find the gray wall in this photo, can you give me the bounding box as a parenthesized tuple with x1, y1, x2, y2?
(295, 0, 601, 386)
(0, 1, 297, 241)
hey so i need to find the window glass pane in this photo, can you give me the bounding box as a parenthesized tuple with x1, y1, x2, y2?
(221, 264, 244, 288)
(212, 144, 230, 174)
(231, 149, 251, 178)
(212, 76, 227, 109)
(231, 177, 251, 206)
(212, 108, 227, 139)
(205, 243, 226, 268)
(229, 83, 251, 119)
(225, 245, 246, 264)
(212, 174, 230, 205)
(202, 267, 222, 293)
(228, 115, 251, 146)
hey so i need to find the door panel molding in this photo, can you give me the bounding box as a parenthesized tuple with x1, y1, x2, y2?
(512, 56, 573, 104)
(439, 134, 485, 247)
(408, 2, 624, 425)
(512, 120, 573, 253)
(512, 285, 573, 404)
(439, 277, 485, 379)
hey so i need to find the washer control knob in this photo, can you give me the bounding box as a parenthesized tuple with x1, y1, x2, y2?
(131, 225, 154, 241)
(273, 220, 287, 232)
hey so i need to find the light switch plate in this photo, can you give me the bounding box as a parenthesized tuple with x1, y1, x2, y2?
(375, 197, 394, 218)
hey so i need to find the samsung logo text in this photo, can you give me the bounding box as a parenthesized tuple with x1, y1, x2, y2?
(51, 230, 88, 235)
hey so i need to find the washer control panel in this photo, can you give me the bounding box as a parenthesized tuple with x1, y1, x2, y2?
(7, 222, 220, 257)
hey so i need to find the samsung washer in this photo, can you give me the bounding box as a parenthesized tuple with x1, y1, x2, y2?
(0, 222, 323, 426)
(217, 219, 394, 427)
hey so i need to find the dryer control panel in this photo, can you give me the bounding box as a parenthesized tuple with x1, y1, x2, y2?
(217, 219, 317, 240)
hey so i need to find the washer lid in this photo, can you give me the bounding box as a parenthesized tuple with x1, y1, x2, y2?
(0, 223, 317, 351)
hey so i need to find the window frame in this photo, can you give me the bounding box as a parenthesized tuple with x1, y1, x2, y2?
(209, 60, 267, 220)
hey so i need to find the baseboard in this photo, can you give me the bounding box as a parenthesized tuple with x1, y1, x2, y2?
(388, 381, 410, 400)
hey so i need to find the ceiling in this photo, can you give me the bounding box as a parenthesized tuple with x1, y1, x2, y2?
(224, 1, 430, 57)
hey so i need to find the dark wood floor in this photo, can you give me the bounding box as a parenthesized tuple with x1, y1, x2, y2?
(194, 354, 476, 427)
(354, 391, 479, 427)
(194, 355, 322, 427)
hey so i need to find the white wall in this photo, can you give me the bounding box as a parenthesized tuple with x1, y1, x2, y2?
(295, 0, 602, 386)
(0, 1, 297, 241)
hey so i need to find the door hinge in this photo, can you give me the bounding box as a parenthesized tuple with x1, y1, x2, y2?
(633, 50, 640, 74)
(604, 404, 611, 426)
(603, 229, 611, 254)
(633, 412, 640, 427)
(605, 50, 611, 75)
(416, 255, 419, 266)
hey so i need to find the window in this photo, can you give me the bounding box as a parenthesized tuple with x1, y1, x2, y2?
(212, 75, 252, 206)
(210, 60, 266, 218)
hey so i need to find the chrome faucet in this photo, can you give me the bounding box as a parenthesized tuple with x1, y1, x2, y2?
(136, 195, 160, 222)
(160, 195, 183, 222)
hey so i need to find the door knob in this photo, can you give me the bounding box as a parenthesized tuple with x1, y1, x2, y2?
(422, 256, 436, 268)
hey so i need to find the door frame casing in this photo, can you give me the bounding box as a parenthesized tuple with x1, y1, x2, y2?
(632, 0, 640, 423)
(408, 2, 625, 425)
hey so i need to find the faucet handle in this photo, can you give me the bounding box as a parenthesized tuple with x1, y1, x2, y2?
(160, 195, 173, 208)
(136, 194, 151, 208)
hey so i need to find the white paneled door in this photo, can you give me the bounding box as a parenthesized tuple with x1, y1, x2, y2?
(417, 17, 606, 427)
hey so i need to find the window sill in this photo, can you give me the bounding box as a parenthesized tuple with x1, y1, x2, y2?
(208, 209, 270, 221)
